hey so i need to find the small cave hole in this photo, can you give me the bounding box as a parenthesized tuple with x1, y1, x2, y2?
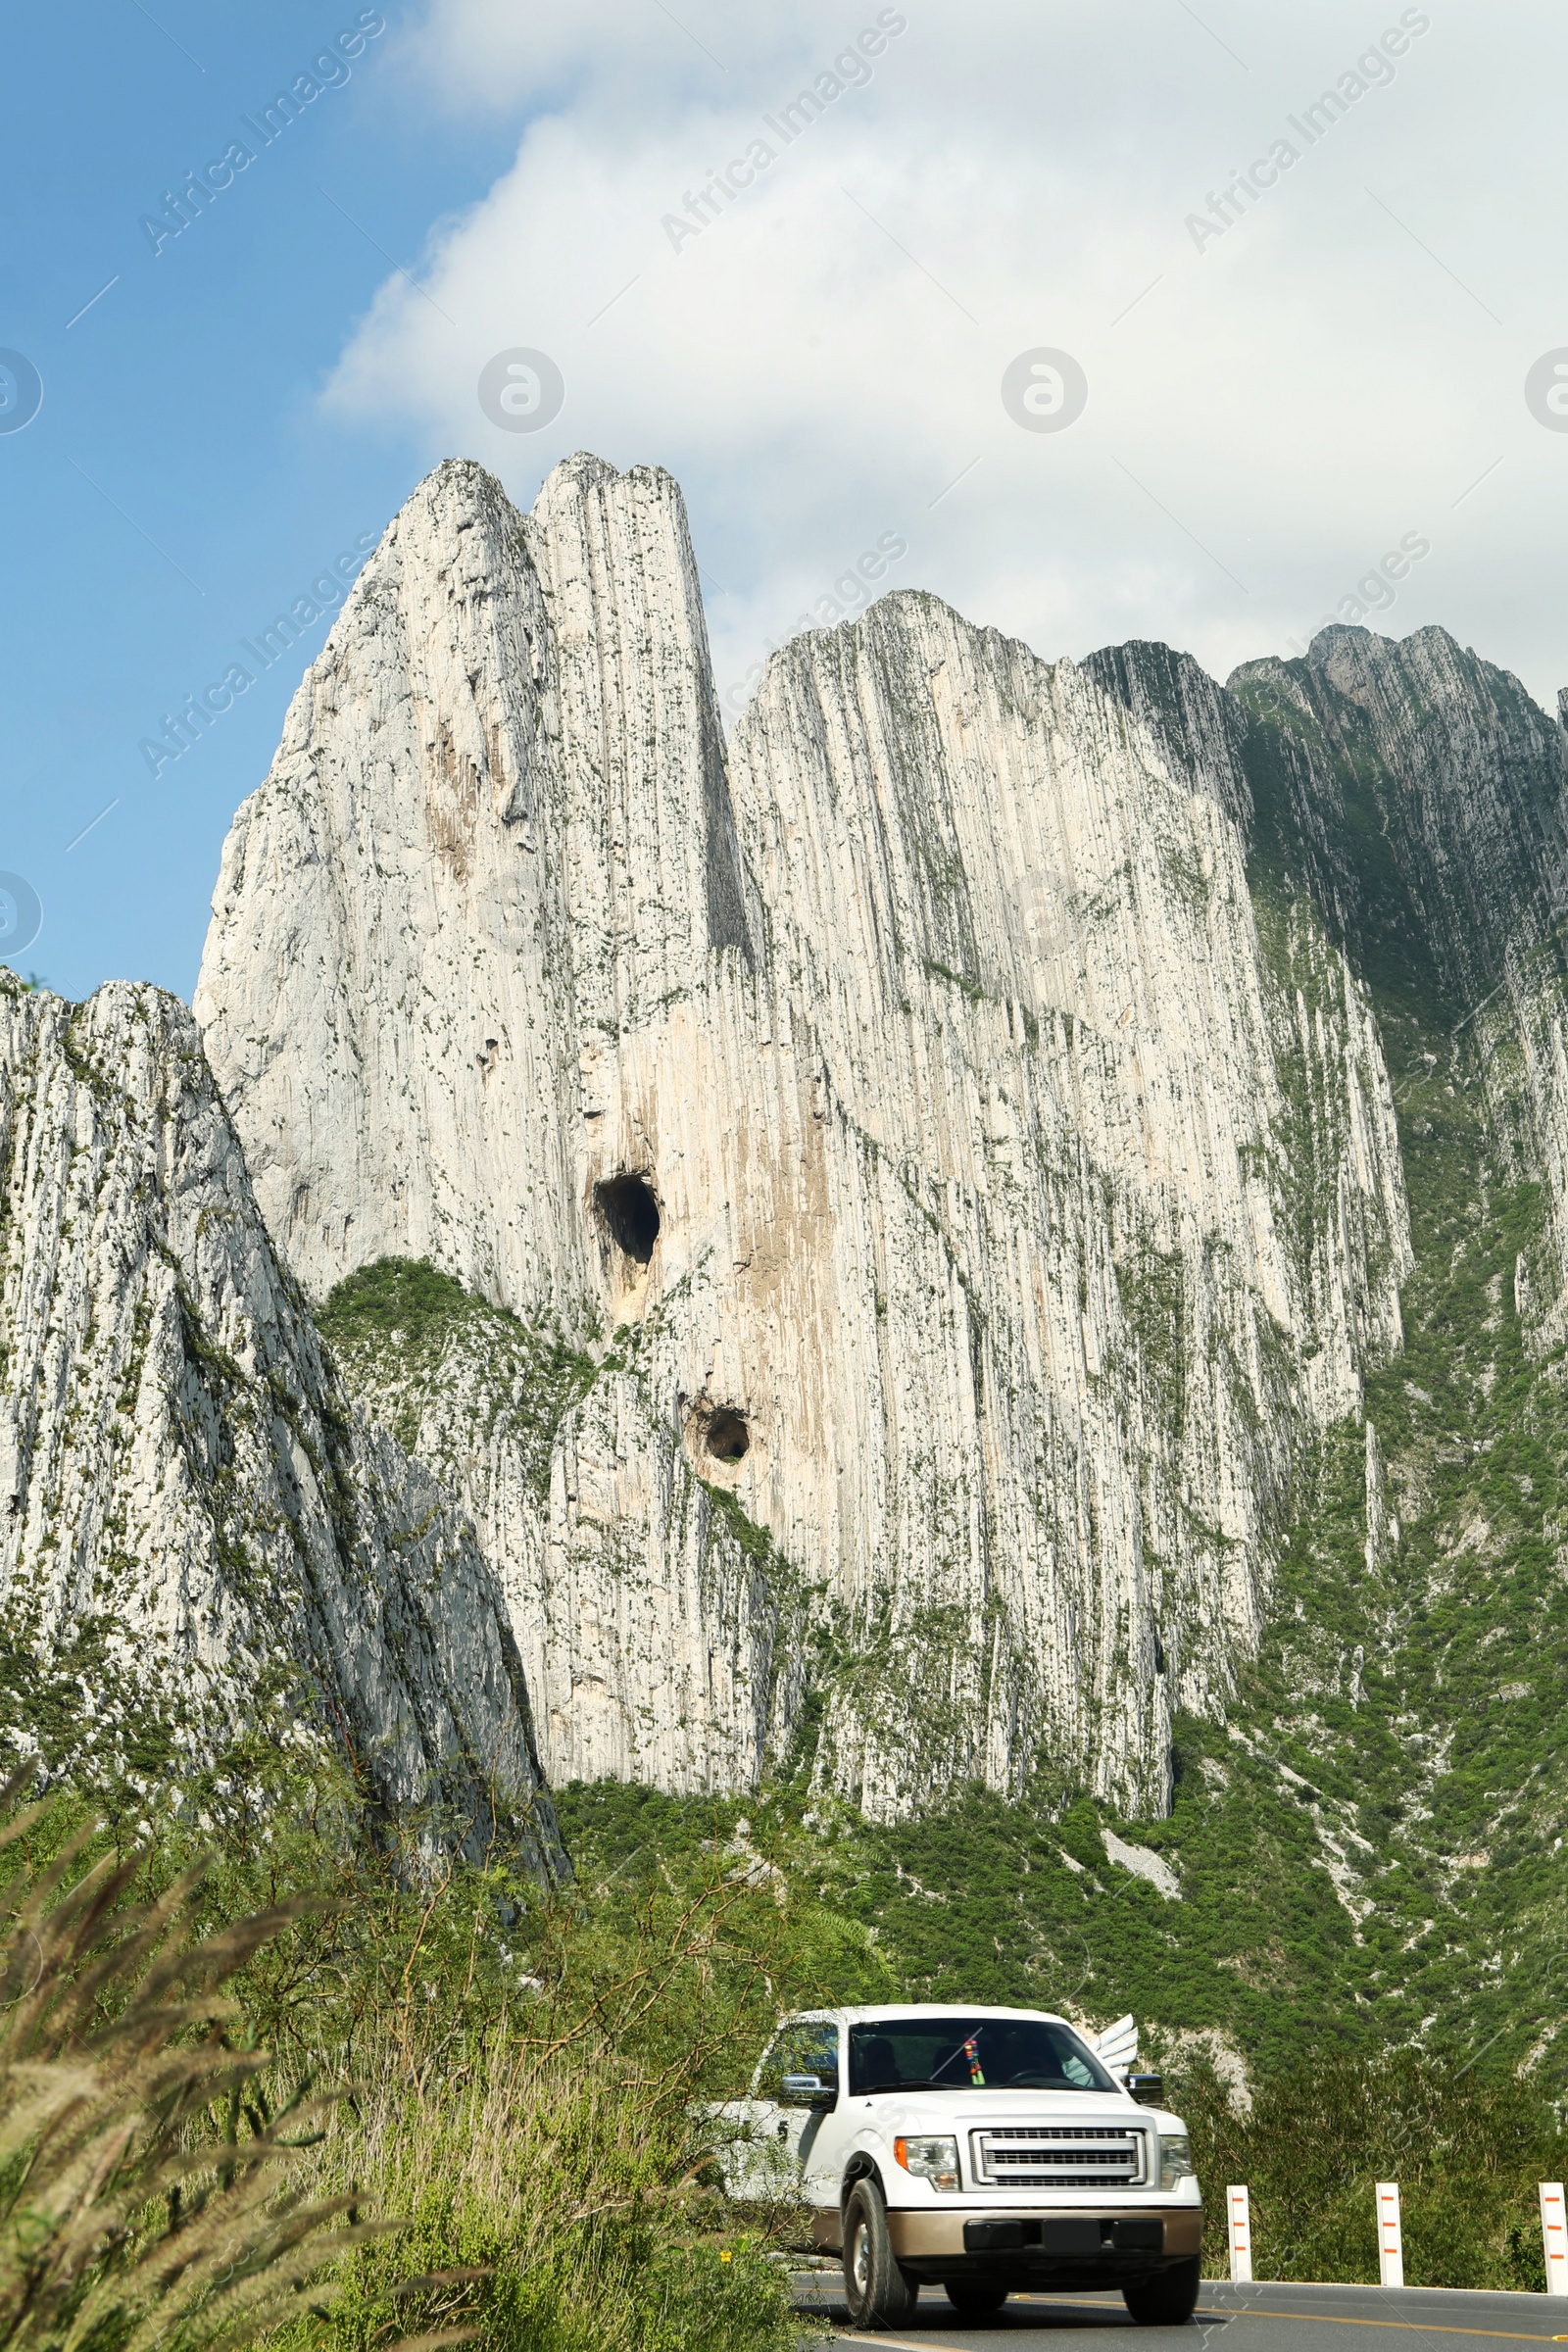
(595, 1173, 661, 1265)
(706, 1408, 751, 1463)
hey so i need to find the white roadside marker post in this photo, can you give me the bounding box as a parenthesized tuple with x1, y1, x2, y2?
(1376, 2182, 1404, 2289)
(1227, 2185, 1253, 2283)
(1540, 2182, 1568, 2295)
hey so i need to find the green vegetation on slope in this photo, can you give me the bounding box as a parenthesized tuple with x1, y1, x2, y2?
(318, 1255, 598, 1484)
(553, 1777, 1568, 2284)
(1217, 664, 1568, 2074)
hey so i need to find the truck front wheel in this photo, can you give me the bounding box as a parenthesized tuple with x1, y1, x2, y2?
(1122, 2256, 1200, 2326)
(842, 2180, 919, 2328)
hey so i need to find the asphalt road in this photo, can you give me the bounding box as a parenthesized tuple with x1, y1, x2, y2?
(792, 2273, 1568, 2352)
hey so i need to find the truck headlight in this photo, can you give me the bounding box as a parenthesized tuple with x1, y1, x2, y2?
(1159, 2133, 1194, 2190)
(895, 2134, 960, 2192)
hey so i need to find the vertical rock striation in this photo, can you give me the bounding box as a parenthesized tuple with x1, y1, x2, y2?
(0, 974, 562, 1871)
(730, 609, 1408, 1809)
(195, 456, 1413, 1820)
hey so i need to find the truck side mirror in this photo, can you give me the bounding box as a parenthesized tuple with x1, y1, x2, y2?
(781, 2072, 837, 2109)
(1127, 2073, 1165, 2106)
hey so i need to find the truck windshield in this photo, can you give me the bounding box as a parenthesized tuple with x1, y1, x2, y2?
(847, 2016, 1115, 2094)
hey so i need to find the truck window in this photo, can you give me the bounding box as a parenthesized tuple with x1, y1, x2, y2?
(758, 2019, 841, 2097)
(847, 2016, 1114, 2094)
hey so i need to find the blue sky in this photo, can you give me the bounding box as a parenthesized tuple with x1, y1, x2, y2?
(0, 4, 515, 1002)
(6, 2, 1568, 1004)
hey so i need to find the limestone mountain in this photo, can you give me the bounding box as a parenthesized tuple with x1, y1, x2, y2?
(194, 453, 1413, 1824)
(1233, 625, 1568, 1326)
(10, 442, 1568, 2051)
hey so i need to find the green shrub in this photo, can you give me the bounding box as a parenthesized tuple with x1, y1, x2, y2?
(1172, 2044, 1563, 2287)
(0, 1758, 850, 2352)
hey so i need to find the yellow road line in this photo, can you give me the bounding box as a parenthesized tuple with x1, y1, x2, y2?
(821, 2293, 1567, 2347)
(1010, 2295, 1560, 2332)
(1194, 2309, 1561, 2342)
(1017, 2298, 1566, 2342)
(834, 2336, 974, 2351)
(829, 2305, 1567, 2346)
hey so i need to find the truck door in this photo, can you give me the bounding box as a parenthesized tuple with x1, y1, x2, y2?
(757, 2019, 842, 2199)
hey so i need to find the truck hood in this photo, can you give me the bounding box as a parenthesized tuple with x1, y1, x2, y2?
(856, 2091, 1171, 2132)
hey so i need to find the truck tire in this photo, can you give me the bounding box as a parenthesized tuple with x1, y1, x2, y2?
(842, 2180, 919, 2328)
(1122, 2256, 1200, 2326)
(946, 2278, 1011, 2315)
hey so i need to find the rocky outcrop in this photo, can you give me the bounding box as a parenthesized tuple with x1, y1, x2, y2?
(196, 455, 812, 1798)
(1231, 625, 1568, 1335)
(1083, 639, 1253, 840)
(316, 1261, 808, 1796)
(195, 456, 1414, 1821)
(0, 974, 562, 1871)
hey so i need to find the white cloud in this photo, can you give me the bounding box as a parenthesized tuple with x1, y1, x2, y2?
(333, 0, 1568, 710)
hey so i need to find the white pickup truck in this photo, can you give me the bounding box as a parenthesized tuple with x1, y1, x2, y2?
(718, 2003, 1202, 2328)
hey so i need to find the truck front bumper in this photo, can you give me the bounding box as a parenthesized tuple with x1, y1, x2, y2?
(813, 2203, 1202, 2275)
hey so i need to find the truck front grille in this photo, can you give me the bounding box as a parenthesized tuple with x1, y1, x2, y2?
(968, 2124, 1149, 2190)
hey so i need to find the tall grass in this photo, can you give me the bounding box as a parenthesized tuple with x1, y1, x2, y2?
(269, 1833, 831, 2352)
(282, 2037, 795, 2352)
(0, 1775, 429, 2352)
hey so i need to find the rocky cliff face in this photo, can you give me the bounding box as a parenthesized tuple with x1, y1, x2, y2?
(1231, 625, 1568, 1339)
(726, 604, 1409, 1815)
(0, 973, 561, 1871)
(194, 455, 1414, 1822)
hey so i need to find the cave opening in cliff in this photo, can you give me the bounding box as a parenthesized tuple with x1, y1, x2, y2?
(706, 1408, 750, 1462)
(595, 1172, 661, 1264)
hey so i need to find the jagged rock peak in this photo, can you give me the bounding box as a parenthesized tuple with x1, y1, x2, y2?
(195, 448, 755, 1314)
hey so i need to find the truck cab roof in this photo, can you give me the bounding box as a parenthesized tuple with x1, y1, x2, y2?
(777, 2003, 1081, 2028)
